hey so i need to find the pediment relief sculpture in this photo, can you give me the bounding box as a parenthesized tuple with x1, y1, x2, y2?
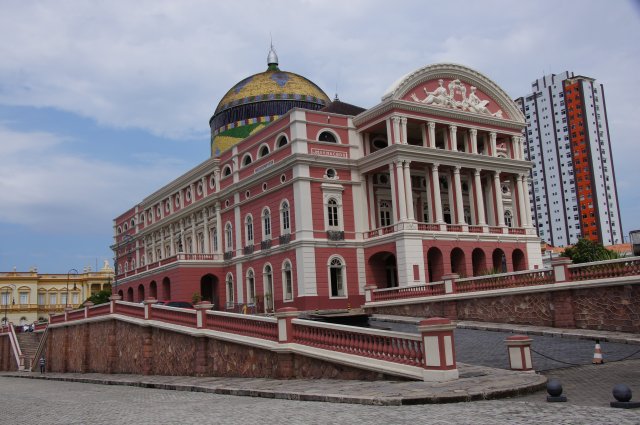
(409, 79, 503, 118)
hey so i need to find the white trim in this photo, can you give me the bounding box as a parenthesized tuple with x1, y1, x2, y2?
(315, 128, 341, 144)
(327, 255, 348, 299)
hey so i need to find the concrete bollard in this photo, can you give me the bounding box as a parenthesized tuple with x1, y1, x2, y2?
(109, 294, 122, 314)
(505, 335, 533, 371)
(441, 274, 459, 294)
(194, 302, 214, 328)
(84, 301, 94, 319)
(611, 384, 640, 409)
(417, 317, 458, 381)
(363, 285, 377, 303)
(275, 307, 299, 343)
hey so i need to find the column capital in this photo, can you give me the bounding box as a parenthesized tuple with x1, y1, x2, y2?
(427, 121, 436, 129)
(449, 124, 457, 131)
(432, 163, 440, 171)
(400, 116, 407, 124)
(391, 115, 401, 124)
(494, 170, 502, 178)
(474, 168, 482, 176)
(489, 131, 497, 137)
(469, 128, 477, 136)
(453, 165, 461, 174)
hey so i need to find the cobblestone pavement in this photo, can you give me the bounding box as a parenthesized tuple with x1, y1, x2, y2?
(369, 318, 640, 371)
(1, 376, 639, 425)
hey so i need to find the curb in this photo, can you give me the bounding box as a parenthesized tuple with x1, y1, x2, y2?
(0, 372, 546, 406)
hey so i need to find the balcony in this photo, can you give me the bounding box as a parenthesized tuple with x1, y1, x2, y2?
(327, 230, 345, 241)
(362, 222, 530, 239)
(223, 251, 234, 260)
(261, 239, 272, 250)
(243, 245, 255, 255)
(279, 234, 291, 245)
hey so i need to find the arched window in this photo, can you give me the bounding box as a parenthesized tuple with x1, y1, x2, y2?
(329, 257, 346, 297)
(327, 198, 339, 227)
(245, 215, 254, 244)
(277, 135, 288, 148)
(318, 131, 337, 143)
(281, 201, 290, 234)
(212, 227, 218, 252)
(505, 210, 513, 228)
(225, 222, 233, 251)
(262, 208, 271, 239)
(242, 154, 252, 167)
(282, 261, 293, 301)
(223, 165, 232, 176)
(226, 273, 234, 308)
(246, 269, 255, 304)
(263, 264, 274, 312)
(258, 145, 270, 158)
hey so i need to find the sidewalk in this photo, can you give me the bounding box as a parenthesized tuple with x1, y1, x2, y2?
(1, 363, 545, 406)
(371, 315, 640, 344)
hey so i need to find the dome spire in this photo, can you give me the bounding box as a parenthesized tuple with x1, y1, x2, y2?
(267, 37, 279, 71)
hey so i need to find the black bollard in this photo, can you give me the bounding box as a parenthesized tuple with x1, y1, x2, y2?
(546, 378, 567, 402)
(610, 384, 640, 409)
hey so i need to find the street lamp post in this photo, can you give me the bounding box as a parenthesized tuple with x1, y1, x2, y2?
(2, 284, 16, 327)
(67, 269, 78, 308)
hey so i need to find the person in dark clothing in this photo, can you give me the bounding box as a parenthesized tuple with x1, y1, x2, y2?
(39, 357, 45, 374)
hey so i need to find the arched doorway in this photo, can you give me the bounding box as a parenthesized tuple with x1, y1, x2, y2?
(162, 277, 171, 301)
(126, 287, 133, 302)
(149, 281, 157, 299)
(427, 247, 444, 282)
(368, 252, 398, 288)
(137, 284, 145, 302)
(512, 249, 526, 271)
(472, 248, 487, 276)
(450, 248, 466, 277)
(492, 248, 507, 273)
(200, 274, 218, 306)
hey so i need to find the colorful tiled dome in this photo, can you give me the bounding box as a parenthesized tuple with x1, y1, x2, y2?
(209, 47, 330, 156)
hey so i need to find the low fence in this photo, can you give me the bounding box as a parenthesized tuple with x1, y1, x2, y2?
(367, 257, 640, 303)
(46, 298, 457, 381)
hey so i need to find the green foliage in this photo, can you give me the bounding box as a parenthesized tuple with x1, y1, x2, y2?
(561, 238, 620, 264)
(83, 290, 112, 306)
(192, 293, 202, 304)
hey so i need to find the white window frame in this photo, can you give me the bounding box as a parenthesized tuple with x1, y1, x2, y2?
(322, 185, 344, 231)
(280, 200, 290, 234)
(262, 208, 272, 240)
(246, 268, 256, 304)
(275, 132, 289, 149)
(328, 256, 347, 298)
(212, 227, 218, 252)
(19, 292, 28, 305)
(282, 260, 293, 302)
(379, 199, 392, 227)
(225, 273, 234, 308)
(49, 293, 57, 305)
(245, 214, 254, 245)
(225, 222, 233, 251)
(38, 292, 45, 305)
(258, 143, 270, 158)
(263, 263, 274, 312)
(316, 128, 341, 144)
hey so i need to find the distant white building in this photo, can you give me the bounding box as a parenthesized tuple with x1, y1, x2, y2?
(516, 72, 622, 247)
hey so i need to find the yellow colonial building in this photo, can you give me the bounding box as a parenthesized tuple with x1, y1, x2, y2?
(0, 261, 114, 326)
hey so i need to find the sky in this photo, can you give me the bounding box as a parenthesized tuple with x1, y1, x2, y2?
(1, 0, 639, 273)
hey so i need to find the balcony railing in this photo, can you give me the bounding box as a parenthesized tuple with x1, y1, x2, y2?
(261, 239, 272, 250)
(363, 222, 524, 239)
(243, 245, 254, 255)
(279, 234, 291, 245)
(327, 230, 345, 241)
(223, 251, 234, 260)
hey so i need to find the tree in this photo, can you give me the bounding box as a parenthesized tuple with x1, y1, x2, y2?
(82, 290, 112, 306)
(561, 238, 619, 264)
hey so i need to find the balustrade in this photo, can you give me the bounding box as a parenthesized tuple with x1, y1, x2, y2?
(568, 257, 640, 281)
(205, 311, 278, 341)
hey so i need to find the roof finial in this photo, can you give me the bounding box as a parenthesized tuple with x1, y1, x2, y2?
(267, 34, 279, 71)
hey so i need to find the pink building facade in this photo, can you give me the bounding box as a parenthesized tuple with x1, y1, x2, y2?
(112, 62, 542, 312)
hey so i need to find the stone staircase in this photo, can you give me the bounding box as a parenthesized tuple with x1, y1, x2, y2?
(15, 332, 41, 370)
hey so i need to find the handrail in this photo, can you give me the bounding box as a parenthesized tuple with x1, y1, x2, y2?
(7, 324, 24, 370)
(30, 325, 49, 372)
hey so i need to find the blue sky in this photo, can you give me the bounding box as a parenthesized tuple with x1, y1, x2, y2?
(1, 1, 639, 273)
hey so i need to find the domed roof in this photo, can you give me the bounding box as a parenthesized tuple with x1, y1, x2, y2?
(209, 47, 330, 156)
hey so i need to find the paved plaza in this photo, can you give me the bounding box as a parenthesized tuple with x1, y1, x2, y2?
(1, 375, 639, 425)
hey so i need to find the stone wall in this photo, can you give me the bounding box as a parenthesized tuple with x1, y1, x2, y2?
(45, 319, 403, 380)
(367, 284, 640, 333)
(0, 334, 18, 371)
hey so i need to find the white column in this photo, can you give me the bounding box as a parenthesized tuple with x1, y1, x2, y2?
(203, 208, 210, 254)
(519, 136, 526, 160)
(400, 117, 408, 144)
(395, 161, 407, 221)
(367, 175, 376, 228)
(516, 174, 527, 228)
(425, 167, 434, 222)
(388, 163, 399, 224)
(470, 128, 478, 154)
(449, 125, 458, 151)
(431, 164, 443, 223)
(215, 203, 222, 254)
(385, 118, 393, 146)
(511, 136, 519, 160)
(403, 161, 414, 220)
(493, 171, 505, 226)
(392, 116, 401, 145)
(474, 169, 486, 225)
(160, 229, 166, 258)
(453, 166, 465, 224)
(428, 122, 436, 148)
(523, 175, 533, 227)
(490, 132, 497, 157)
(421, 123, 428, 147)
(191, 214, 197, 253)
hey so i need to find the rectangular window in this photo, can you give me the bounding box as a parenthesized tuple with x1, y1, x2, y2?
(38, 293, 45, 305)
(19, 292, 28, 305)
(50, 293, 57, 305)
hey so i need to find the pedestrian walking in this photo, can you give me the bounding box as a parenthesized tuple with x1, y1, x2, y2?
(39, 357, 45, 374)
